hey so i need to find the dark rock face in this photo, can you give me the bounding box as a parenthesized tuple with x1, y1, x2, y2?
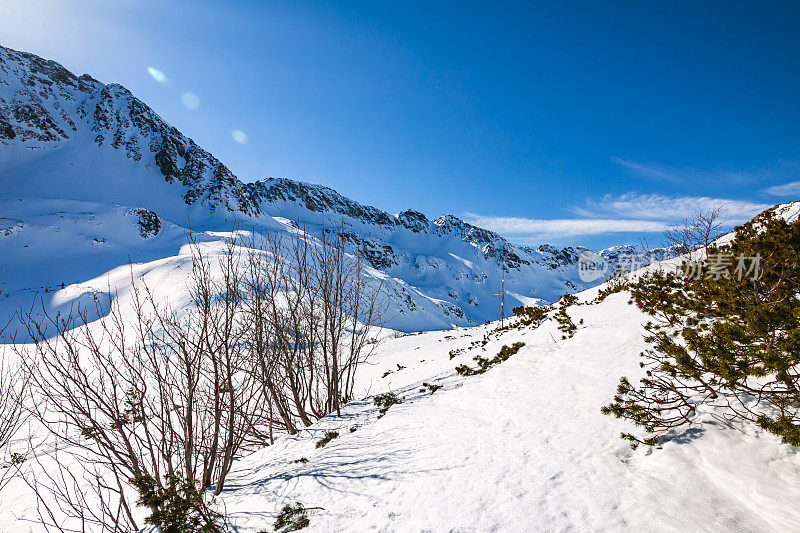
(397, 210, 430, 233)
(0, 218, 23, 237)
(0, 47, 85, 143)
(529, 245, 587, 269)
(360, 241, 397, 270)
(154, 149, 178, 181)
(432, 214, 531, 269)
(127, 209, 161, 238)
(0, 116, 14, 139)
(249, 178, 398, 228)
(433, 214, 500, 246)
(482, 241, 530, 269)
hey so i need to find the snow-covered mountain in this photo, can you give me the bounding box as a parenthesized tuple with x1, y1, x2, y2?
(0, 44, 675, 330)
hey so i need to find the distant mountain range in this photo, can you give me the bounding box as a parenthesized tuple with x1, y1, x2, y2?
(0, 44, 677, 330)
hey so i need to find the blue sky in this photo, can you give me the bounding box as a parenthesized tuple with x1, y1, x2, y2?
(2, 0, 799, 247)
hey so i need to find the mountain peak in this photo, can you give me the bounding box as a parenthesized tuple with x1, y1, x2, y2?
(249, 177, 397, 227)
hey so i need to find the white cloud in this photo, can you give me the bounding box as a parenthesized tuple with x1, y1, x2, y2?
(463, 213, 668, 240)
(763, 181, 800, 197)
(464, 192, 769, 242)
(572, 193, 768, 222)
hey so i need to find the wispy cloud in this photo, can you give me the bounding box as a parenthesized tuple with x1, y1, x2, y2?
(763, 180, 800, 197)
(613, 157, 800, 185)
(612, 157, 682, 182)
(572, 193, 769, 222)
(463, 213, 668, 240)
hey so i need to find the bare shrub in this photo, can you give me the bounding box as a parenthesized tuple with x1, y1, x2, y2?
(663, 207, 727, 256)
(15, 239, 262, 531)
(13, 223, 386, 530)
(0, 299, 29, 496)
(240, 226, 386, 435)
(0, 350, 27, 494)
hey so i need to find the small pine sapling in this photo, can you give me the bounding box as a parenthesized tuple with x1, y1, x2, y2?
(554, 294, 579, 339)
(130, 473, 224, 533)
(419, 382, 443, 394)
(271, 502, 310, 532)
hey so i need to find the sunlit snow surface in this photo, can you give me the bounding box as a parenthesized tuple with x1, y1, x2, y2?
(208, 285, 800, 531)
(3, 279, 798, 531)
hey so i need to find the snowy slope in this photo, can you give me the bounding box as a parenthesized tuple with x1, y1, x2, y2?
(0, 211, 468, 334)
(0, 44, 677, 331)
(4, 263, 795, 531)
(207, 283, 800, 532)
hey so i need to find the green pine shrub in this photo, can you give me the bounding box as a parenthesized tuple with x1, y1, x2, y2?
(603, 209, 800, 448)
(419, 382, 443, 394)
(511, 305, 549, 327)
(455, 342, 525, 376)
(271, 502, 310, 532)
(129, 473, 224, 533)
(449, 348, 465, 359)
(594, 275, 630, 303)
(554, 295, 579, 339)
(373, 392, 403, 418)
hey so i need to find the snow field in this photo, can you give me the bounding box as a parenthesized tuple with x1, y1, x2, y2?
(214, 289, 800, 532)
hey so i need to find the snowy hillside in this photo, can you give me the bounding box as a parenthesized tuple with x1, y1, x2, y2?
(0, 44, 676, 331)
(211, 289, 799, 531)
(3, 254, 798, 531)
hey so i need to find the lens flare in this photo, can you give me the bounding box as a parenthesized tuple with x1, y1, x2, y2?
(147, 66, 167, 83)
(231, 130, 248, 144)
(181, 92, 200, 109)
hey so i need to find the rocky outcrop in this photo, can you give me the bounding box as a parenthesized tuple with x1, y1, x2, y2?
(0, 45, 261, 216)
(126, 208, 161, 238)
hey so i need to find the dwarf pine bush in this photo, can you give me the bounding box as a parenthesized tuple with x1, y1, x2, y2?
(455, 342, 525, 376)
(419, 382, 443, 394)
(374, 392, 403, 418)
(554, 295, 579, 339)
(593, 276, 630, 303)
(511, 305, 550, 327)
(271, 502, 310, 532)
(315, 431, 339, 449)
(603, 209, 800, 448)
(130, 473, 224, 533)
